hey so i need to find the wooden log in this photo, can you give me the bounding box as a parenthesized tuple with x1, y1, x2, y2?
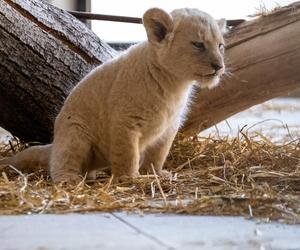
(182, 2, 300, 134)
(0, 0, 116, 143)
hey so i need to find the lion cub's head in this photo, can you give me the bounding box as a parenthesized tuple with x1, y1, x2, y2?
(143, 8, 226, 89)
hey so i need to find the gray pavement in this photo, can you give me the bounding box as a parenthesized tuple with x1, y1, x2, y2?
(1, 213, 300, 250)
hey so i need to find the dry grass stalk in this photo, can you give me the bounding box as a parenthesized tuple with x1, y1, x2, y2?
(248, 2, 282, 17)
(0, 132, 299, 223)
(151, 163, 167, 206)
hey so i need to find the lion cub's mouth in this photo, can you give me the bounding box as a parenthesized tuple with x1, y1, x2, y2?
(205, 72, 218, 77)
(195, 72, 219, 78)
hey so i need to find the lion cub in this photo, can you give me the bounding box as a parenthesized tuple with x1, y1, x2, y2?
(0, 8, 226, 183)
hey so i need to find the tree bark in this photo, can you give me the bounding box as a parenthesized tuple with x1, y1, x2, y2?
(0, 0, 299, 142)
(0, 0, 116, 142)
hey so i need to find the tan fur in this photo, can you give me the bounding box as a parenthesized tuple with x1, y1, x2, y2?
(0, 8, 226, 184)
(0, 145, 50, 172)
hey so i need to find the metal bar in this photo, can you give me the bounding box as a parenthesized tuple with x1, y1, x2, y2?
(68, 10, 245, 26)
(68, 11, 143, 24)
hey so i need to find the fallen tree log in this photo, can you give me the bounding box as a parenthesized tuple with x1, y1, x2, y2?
(0, 0, 116, 142)
(0, 0, 299, 142)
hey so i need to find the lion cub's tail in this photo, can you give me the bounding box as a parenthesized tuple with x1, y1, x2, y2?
(0, 144, 51, 173)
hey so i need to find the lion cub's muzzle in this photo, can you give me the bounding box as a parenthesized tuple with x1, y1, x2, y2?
(205, 63, 225, 78)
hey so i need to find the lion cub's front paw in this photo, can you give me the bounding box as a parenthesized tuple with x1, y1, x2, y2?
(112, 173, 140, 184)
(52, 173, 83, 186)
(157, 170, 172, 179)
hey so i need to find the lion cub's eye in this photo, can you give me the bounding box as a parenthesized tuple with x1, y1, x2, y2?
(219, 43, 225, 53)
(192, 42, 205, 51)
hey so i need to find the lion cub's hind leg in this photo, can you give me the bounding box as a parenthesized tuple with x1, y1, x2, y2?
(50, 126, 92, 185)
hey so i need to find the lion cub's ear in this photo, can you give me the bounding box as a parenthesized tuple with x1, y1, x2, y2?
(143, 8, 173, 45)
(217, 18, 227, 34)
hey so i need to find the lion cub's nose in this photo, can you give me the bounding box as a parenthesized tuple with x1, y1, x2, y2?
(211, 63, 223, 71)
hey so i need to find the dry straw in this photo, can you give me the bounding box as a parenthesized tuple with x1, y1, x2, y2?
(0, 131, 299, 223)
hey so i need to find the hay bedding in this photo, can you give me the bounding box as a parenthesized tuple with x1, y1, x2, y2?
(0, 131, 299, 224)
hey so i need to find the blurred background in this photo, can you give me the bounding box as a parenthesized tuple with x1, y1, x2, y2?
(49, 0, 295, 42)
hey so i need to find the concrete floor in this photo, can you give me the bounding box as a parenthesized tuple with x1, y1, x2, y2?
(1, 213, 300, 250)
